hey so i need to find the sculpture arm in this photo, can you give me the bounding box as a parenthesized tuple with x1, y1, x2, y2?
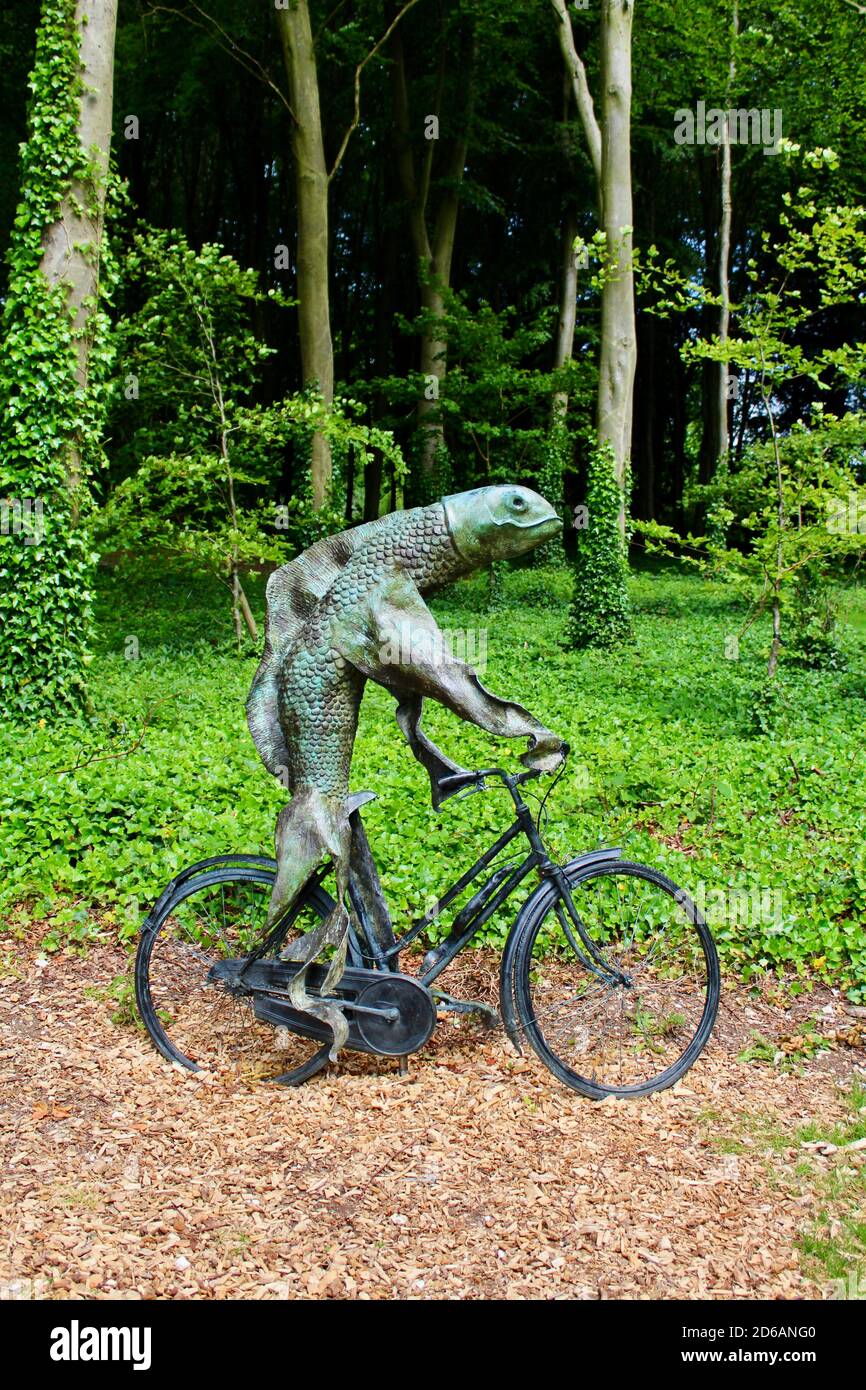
(333, 573, 566, 775)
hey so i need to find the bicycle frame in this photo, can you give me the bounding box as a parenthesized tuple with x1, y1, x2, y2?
(348, 765, 628, 990)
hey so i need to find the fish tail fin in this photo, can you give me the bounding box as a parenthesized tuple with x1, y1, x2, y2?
(268, 788, 355, 1060)
(246, 644, 290, 776)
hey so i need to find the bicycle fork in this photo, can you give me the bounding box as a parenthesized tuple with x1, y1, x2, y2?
(515, 795, 628, 990)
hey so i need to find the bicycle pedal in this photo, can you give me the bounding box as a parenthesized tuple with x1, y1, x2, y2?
(432, 991, 500, 1029)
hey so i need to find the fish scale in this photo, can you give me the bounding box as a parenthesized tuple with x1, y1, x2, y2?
(245, 486, 564, 1058)
(271, 503, 462, 796)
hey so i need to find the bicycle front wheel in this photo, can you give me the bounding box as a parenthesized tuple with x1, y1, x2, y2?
(513, 861, 719, 1099)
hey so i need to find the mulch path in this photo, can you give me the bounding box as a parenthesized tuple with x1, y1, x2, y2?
(1, 925, 864, 1301)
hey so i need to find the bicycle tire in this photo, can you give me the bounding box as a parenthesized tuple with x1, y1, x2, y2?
(511, 860, 720, 1099)
(135, 864, 337, 1086)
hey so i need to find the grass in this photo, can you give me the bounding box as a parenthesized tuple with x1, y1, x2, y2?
(796, 1084, 866, 1296)
(1, 553, 865, 995)
(698, 1106, 795, 1157)
(701, 1085, 866, 1295)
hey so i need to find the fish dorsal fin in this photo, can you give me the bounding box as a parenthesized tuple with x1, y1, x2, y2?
(246, 517, 387, 774)
(266, 517, 387, 651)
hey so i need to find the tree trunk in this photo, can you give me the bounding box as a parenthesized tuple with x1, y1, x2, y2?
(551, 0, 636, 530)
(391, 28, 475, 491)
(715, 1, 738, 465)
(277, 0, 334, 509)
(596, 0, 637, 506)
(39, 0, 118, 504)
(765, 382, 785, 679)
(550, 0, 601, 181)
(417, 278, 447, 477)
(716, 143, 733, 461)
(698, 154, 720, 486)
(551, 207, 579, 428)
(671, 351, 688, 528)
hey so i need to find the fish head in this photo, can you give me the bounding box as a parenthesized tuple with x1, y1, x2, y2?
(443, 485, 560, 564)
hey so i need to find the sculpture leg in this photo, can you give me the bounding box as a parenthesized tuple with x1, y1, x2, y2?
(268, 787, 355, 1059)
(348, 810, 397, 967)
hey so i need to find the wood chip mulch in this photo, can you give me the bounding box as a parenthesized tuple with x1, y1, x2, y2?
(1, 925, 864, 1301)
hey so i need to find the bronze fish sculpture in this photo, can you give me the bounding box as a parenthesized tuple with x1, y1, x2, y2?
(247, 486, 565, 1055)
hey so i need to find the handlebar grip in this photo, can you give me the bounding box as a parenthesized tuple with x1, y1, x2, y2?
(439, 771, 479, 791)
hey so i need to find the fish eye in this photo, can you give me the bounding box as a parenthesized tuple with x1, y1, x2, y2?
(511, 494, 527, 511)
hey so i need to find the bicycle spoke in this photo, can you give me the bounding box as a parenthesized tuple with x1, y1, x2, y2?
(520, 864, 717, 1095)
(142, 872, 332, 1082)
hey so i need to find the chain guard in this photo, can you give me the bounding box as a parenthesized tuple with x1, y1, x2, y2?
(210, 957, 436, 1058)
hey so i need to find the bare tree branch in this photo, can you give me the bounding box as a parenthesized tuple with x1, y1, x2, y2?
(54, 697, 178, 776)
(143, 2, 297, 121)
(329, 0, 422, 181)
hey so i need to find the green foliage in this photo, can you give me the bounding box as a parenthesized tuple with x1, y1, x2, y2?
(747, 676, 786, 737)
(787, 560, 846, 673)
(640, 155, 866, 679)
(99, 229, 405, 628)
(99, 229, 291, 621)
(0, 0, 117, 720)
(569, 443, 633, 649)
(109, 228, 283, 462)
(373, 279, 590, 492)
(2, 556, 864, 1001)
(534, 424, 570, 563)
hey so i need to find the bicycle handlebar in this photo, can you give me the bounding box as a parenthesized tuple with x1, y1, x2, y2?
(438, 771, 482, 792)
(440, 743, 569, 794)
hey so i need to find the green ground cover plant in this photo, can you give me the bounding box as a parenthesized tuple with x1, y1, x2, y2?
(1, 556, 864, 998)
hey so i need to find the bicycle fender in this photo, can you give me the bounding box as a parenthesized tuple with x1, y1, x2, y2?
(498, 848, 622, 1053)
(139, 854, 278, 935)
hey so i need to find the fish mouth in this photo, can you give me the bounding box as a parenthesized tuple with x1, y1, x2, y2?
(525, 512, 561, 538)
(507, 510, 560, 556)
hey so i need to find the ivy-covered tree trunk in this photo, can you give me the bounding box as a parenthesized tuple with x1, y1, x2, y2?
(551, 0, 635, 646)
(569, 443, 632, 649)
(41, 0, 117, 503)
(0, 0, 118, 720)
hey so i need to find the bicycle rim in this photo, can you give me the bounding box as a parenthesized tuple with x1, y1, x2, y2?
(515, 862, 720, 1098)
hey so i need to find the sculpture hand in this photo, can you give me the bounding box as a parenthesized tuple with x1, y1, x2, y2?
(520, 732, 569, 774)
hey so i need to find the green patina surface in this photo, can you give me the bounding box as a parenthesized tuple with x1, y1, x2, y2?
(246, 486, 565, 1051)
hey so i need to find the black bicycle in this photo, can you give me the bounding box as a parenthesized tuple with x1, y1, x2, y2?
(135, 756, 720, 1099)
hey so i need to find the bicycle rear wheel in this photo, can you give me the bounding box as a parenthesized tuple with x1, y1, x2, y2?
(135, 860, 337, 1085)
(512, 861, 719, 1098)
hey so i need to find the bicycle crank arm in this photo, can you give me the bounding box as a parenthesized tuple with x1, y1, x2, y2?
(432, 989, 500, 1029)
(258, 986, 400, 1023)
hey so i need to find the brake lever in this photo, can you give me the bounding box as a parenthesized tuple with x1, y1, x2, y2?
(455, 777, 486, 798)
